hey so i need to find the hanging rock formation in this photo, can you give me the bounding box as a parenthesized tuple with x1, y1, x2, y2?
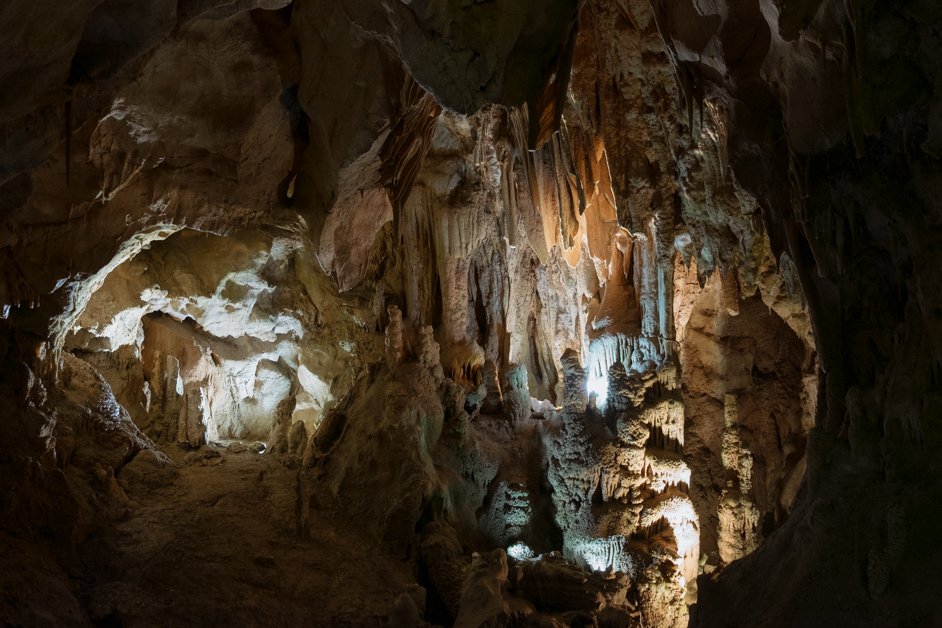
(0, 0, 939, 627)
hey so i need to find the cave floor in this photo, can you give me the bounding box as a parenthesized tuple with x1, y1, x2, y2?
(78, 447, 418, 627)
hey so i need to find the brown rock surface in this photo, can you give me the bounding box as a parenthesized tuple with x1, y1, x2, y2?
(0, 0, 940, 626)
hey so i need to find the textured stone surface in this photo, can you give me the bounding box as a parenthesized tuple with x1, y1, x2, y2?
(0, 0, 939, 626)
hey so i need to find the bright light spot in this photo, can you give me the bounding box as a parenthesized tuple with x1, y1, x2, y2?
(639, 495, 700, 583)
(582, 547, 610, 572)
(507, 542, 535, 561)
(574, 536, 633, 574)
(587, 371, 609, 408)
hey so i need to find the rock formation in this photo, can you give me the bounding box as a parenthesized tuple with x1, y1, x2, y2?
(0, 0, 940, 626)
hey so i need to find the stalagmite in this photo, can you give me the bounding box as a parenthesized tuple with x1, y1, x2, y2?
(547, 349, 599, 565)
(560, 349, 587, 417)
(418, 325, 444, 385)
(288, 420, 308, 458)
(267, 397, 297, 455)
(480, 359, 503, 414)
(177, 389, 206, 448)
(502, 363, 531, 425)
(609, 362, 648, 534)
(720, 268, 740, 317)
(385, 304, 405, 368)
(717, 394, 760, 565)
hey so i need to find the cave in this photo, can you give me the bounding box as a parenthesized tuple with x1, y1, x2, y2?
(1, 1, 940, 626)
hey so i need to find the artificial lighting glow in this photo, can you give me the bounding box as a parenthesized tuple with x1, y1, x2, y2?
(507, 542, 535, 561)
(586, 371, 609, 408)
(575, 536, 633, 574)
(638, 495, 700, 583)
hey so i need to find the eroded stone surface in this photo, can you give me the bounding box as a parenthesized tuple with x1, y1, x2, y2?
(0, 0, 939, 626)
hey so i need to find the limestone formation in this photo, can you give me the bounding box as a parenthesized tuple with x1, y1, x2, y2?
(418, 325, 444, 385)
(503, 364, 532, 425)
(385, 304, 405, 369)
(266, 397, 297, 456)
(0, 1, 938, 627)
(287, 420, 308, 458)
(715, 394, 760, 566)
(176, 388, 206, 449)
(480, 359, 503, 414)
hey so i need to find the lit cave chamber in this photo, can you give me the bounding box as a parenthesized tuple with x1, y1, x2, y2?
(1, 1, 939, 627)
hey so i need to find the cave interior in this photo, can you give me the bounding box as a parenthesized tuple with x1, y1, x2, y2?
(1, 0, 940, 627)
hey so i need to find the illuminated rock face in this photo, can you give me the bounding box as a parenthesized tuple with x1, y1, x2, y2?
(0, 0, 940, 627)
(63, 228, 374, 446)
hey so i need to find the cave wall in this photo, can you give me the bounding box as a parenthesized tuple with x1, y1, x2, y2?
(63, 225, 391, 445)
(679, 274, 812, 567)
(0, 0, 939, 626)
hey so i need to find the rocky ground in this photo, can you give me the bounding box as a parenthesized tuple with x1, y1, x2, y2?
(94, 446, 428, 627)
(9, 444, 423, 628)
